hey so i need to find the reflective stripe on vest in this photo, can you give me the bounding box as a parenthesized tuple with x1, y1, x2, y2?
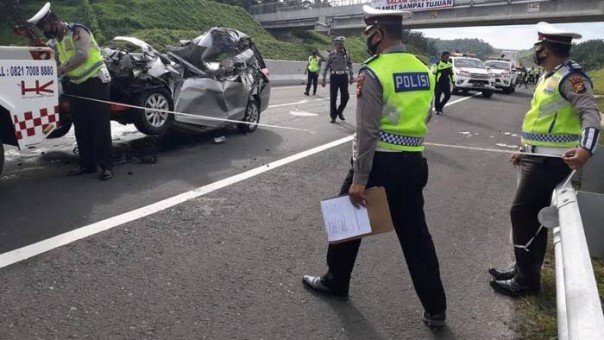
(364, 52, 435, 152)
(521, 63, 587, 148)
(308, 56, 320, 72)
(56, 24, 106, 84)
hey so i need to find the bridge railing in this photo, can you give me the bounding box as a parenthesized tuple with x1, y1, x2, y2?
(542, 181, 604, 339)
(248, 0, 540, 16)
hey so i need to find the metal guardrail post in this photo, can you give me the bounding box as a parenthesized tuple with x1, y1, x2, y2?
(551, 182, 604, 339)
(552, 226, 569, 340)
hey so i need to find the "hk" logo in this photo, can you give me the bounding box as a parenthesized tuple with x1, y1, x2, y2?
(20, 80, 54, 96)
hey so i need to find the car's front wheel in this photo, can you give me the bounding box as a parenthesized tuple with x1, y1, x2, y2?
(133, 89, 174, 135)
(237, 98, 260, 134)
(502, 87, 514, 94)
(482, 90, 493, 98)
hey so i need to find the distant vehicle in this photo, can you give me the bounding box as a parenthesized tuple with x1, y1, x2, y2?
(450, 57, 495, 98)
(485, 59, 518, 94)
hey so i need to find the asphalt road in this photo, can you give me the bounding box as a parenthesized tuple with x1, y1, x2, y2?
(0, 84, 535, 339)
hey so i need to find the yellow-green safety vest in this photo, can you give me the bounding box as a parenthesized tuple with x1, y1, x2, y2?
(431, 61, 454, 83)
(363, 52, 435, 152)
(521, 64, 589, 148)
(56, 24, 106, 84)
(308, 56, 320, 73)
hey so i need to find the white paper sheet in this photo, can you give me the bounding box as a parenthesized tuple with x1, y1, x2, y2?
(320, 196, 372, 242)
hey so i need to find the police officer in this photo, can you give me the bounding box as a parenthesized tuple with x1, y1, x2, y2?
(489, 22, 601, 297)
(28, 2, 113, 181)
(304, 49, 321, 96)
(431, 51, 454, 114)
(322, 36, 354, 123)
(303, 5, 447, 327)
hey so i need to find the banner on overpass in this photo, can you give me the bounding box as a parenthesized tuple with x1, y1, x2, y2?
(370, 0, 455, 12)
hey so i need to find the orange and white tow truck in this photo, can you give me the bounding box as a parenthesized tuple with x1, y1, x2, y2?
(0, 46, 60, 176)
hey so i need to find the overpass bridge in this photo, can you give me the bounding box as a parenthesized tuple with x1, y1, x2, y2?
(250, 0, 604, 35)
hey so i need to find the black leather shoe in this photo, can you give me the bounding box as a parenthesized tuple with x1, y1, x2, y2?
(302, 275, 348, 301)
(338, 113, 345, 121)
(330, 119, 336, 123)
(488, 266, 516, 281)
(99, 169, 113, 181)
(490, 278, 539, 297)
(304, 92, 309, 96)
(67, 167, 96, 176)
(421, 311, 446, 327)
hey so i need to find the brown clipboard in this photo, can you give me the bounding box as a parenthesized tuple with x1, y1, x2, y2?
(365, 186, 394, 236)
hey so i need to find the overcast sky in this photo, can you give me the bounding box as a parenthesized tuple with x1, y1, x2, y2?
(418, 22, 604, 51)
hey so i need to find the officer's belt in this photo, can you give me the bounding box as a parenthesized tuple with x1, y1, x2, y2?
(330, 71, 347, 75)
(523, 144, 570, 156)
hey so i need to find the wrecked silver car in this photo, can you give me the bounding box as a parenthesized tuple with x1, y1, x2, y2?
(166, 28, 270, 134)
(57, 28, 270, 137)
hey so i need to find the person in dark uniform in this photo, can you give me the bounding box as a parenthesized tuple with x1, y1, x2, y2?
(303, 5, 448, 327)
(28, 2, 113, 181)
(322, 36, 354, 123)
(431, 51, 454, 114)
(304, 49, 321, 96)
(489, 22, 601, 297)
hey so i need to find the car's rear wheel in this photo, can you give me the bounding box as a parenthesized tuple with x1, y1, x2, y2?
(134, 89, 174, 135)
(502, 87, 513, 95)
(482, 90, 493, 98)
(237, 98, 260, 134)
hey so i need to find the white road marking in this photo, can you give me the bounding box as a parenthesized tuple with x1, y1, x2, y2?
(0, 136, 354, 269)
(0, 91, 480, 269)
(268, 98, 329, 109)
(289, 110, 319, 117)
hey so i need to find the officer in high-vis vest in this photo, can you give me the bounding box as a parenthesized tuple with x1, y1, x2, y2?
(489, 22, 601, 297)
(303, 5, 447, 328)
(431, 51, 454, 114)
(304, 50, 321, 96)
(28, 2, 114, 181)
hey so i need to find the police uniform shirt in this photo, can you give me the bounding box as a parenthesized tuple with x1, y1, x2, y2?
(55, 24, 91, 75)
(542, 61, 601, 151)
(323, 49, 353, 79)
(352, 44, 417, 185)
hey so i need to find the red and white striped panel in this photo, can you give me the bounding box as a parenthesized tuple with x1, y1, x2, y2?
(13, 106, 60, 141)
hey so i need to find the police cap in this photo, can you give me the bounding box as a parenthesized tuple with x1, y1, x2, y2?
(27, 2, 52, 25)
(535, 22, 582, 46)
(362, 5, 411, 34)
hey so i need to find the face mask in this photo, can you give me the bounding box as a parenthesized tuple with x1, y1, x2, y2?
(366, 33, 380, 56)
(533, 47, 546, 65)
(43, 30, 57, 39)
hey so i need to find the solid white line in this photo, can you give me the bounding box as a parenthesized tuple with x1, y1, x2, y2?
(0, 135, 354, 269)
(444, 94, 479, 107)
(0, 91, 480, 268)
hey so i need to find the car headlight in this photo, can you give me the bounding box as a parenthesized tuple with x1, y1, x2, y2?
(457, 70, 470, 77)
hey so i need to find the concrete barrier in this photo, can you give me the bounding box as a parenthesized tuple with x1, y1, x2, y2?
(265, 59, 362, 86)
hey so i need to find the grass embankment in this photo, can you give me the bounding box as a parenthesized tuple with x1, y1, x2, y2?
(518, 67, 604, 339)
(1, 0, 419, 63)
